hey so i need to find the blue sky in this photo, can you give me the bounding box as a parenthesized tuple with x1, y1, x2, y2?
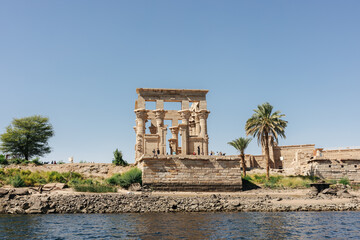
(1, 1, 359, 163)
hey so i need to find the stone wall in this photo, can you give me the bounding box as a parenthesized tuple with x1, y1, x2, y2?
(322, 149, 360, 160)
(273, 144, 315, 170)
(308, 158, 360, 182)
(139, 156, 242, 191)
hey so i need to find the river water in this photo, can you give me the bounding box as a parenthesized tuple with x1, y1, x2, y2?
(0, 212, 359, 239)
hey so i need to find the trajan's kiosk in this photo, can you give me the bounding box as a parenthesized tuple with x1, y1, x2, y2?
(134, 88, 360, 191)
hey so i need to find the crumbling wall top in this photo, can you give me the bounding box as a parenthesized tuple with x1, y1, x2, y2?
(136, 88, 209, 102)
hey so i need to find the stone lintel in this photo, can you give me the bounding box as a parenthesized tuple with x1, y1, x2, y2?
(136, 88, 209, 102)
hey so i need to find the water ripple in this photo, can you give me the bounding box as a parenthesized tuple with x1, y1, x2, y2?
(0, 212, 360, 239)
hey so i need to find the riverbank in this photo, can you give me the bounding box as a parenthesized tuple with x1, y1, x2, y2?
(1, 187, 359, 214)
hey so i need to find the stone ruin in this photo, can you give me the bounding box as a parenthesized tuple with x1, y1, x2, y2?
(133, 88, 360, 191)
(134, 88, 210, 162)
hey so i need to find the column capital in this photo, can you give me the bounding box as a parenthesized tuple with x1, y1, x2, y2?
(153, 109, 166, 119)
(134, 109, 148, 120)
(178, 110, 191, 121)
(197, 110, 210, 120)
(169, 126, 179, 135)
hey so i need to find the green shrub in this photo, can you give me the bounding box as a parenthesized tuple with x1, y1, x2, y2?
(252, 174, 266, 184)
(107, 168, 142, 189)
(46, 171, 66, 183)
(0, 155, 8, 165)
(106, 173, 122, 185)
(245, 174, 317, 189)
(339, 177, 350, 186)
(72, 183, 117, 193)
(112, 149, 128, 166)
(62, 172, 83, 181)
(242, 175, 252, 181)
(327, 179, 337, 185)
(31, 158, 43, 165)
(9, 158, 23, 164)
(9, 174, 25, 187)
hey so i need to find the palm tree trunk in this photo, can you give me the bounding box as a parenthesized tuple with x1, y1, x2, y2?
(264, 132, 270, 180)
(241, 153, 246, 176)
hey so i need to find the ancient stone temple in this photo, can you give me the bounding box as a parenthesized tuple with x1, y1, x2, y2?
(134, 88, 243, 192)
(134, 88, 210, 162)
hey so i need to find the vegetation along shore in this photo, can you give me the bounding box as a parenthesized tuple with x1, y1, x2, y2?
(0, 164, 359, 214)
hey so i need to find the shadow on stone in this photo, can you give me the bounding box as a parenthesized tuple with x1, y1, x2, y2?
(241, 178, 261, 191)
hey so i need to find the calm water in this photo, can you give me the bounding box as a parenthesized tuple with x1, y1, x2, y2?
(0, 212, 360, 239)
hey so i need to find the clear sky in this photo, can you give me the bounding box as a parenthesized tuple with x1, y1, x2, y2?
(1, 1, 359, 163)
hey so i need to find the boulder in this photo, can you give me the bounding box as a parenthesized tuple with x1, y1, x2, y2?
(337, 189, 353, 198)
(42, 183, 66, 191)
(129, 183, 141, 191)
(322, 188, 337, 195)
(9, 188, 29, 199)
(0, 188, 9, 197)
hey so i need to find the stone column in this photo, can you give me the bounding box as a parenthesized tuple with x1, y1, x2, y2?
(178, 110, 191, 155)
(198, 110, 209, 138)
(134, 109, 147, 160)
(204, 135, 209, 155)
(198, 110, 210, 155)
(169, 126, 179, 154)
(154, 109, 166, 155)
(195, 114, 200, 136)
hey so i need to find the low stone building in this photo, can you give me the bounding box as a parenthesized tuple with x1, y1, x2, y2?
(255, 141, 360, 181)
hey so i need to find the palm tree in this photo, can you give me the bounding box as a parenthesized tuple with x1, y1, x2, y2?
(245, 102, 287, 180)
(228, 137, 252, 176)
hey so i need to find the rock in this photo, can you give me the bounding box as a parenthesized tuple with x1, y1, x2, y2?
(0, 188, 9, 197)
(276, 198, 283, 201)
(169, 200, 177, 209)
(9, 188, 29, 199)
(229, 200, 241, 207)
(322, 188, 337, 195)
(337, 189, 353, 198)
(129, 183, 141, 191)
(43, 183, 66, 191)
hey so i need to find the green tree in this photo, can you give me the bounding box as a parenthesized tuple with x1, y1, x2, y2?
(0, 115, 54, 160)
(112, 149, 128, 166)
(228, 137, 252, 176)
(245, 102, 287, 180)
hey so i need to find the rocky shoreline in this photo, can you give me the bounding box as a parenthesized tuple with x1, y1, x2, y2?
(1, 187, 360, 214)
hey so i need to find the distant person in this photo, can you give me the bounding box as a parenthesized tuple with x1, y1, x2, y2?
(152, 149, 156, 157)
(54, 161, 57, 164)
(51, 161, 53, 164)
(197, 146, 201, 155)
(157, 148, 160, 155)
(193, 152, 196, 155)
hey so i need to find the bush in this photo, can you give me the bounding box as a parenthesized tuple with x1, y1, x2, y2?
(112, 149, 128, 166)
(72, 183, 117, 193)
(0, 155, 8, 165)
(107, 168, 142, 189)
(106, 173, 122, 185)
(9, 174, 25, 187)
(242, 175, 252, 181)
(9, 158, 24, 165)
(245, 174, 317, 189)
(46, 171, 66, 183)
(339, 177, 350, 186)
(31, 158, 43, 165)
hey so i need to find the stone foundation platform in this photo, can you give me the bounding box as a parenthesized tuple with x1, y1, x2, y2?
(138, 156, 243, 192)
